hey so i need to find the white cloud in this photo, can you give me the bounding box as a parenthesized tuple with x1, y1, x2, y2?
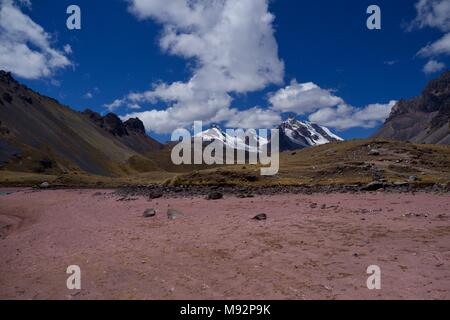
(418, 32, 450, 57)
(384, 60, 399, 66)
(83, 92, 93, 99)
(128, 103, 141, 110)
(423, 59, 446, 74)
(82, 86, 100, 100)
(412, 0, 450, 64)
(63, 44, 73, 55)
(0, 0, 72, 79)
(411, 0, 450, 32)
(269, 80, 343, 114)
(309, 101, 397, 130)
(112, 0, 284, 133)
(115, 0, 396, 134)
(104, 99, 125, 112)
(17, 0, 30, 9)
(217, 107, 281, 129)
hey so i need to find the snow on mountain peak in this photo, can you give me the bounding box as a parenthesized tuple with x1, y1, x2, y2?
(279, 117, 343, 150)
(194, 119, 343, 152)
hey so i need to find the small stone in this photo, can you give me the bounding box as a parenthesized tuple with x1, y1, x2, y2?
(143, 208, 156, 218)
(368, 149, 380, 156)
(207, 192, 223, 200)
(40, 182, 50, 189)
(360, 181, 384, 191)
(253, 214, 267, 221)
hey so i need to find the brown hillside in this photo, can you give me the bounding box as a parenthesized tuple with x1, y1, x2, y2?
(0, 71, 162, 176)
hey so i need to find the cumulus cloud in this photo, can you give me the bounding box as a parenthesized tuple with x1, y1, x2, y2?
(269, 80, 343, 114)
(308, 101, 397, 130)
(112, 0, 284, 133)
(423, 59, 446, 74)
(0, 0, 72, 79)
(411, 0, 450, 71)
(410, 0, 450, 32)
(216, 107, 281, 129)
(113, 0, 396, 134)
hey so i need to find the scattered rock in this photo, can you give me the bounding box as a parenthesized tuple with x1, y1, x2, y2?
(39, 182, 50, 189)
(237, 193, 254, 199)
(403, 212, 429, 218)
(360, 181, 385, 191)
(143, 208, 156, 218)
(310, 203, 318, 209)
(408, 175, 419, 182)
(371, 168, 385, 181)
(368, 149, 380, 156)
(253, 214, 267, 221)
(148, 191, 163, 199)
(116, 197, 138, 202)
(207, 192, 223, 200)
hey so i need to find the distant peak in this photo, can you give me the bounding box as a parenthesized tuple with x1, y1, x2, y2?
(124, 118, 146, 135)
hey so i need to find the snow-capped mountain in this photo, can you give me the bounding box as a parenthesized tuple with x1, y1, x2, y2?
(194, 124, 268, 153)
(278, 116, 343, 151)
(194, 118, 343, 152)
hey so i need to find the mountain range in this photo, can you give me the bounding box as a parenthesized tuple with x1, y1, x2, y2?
(0, 70, 343, 176)
(1, 69, 449, 179)
(195, 119, 342, 153)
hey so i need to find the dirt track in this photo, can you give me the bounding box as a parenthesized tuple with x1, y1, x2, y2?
(0, 189, 449, 300)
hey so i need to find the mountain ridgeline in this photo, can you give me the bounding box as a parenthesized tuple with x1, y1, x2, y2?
(195, 118, 343, 152)
(375, 70, 450, 144)
(0, 70, 346, 177)
(0, 71, 162, 176)
(4, 70, 450, 180)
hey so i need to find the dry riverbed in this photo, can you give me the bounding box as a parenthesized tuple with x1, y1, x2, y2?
(0, 188, 449, 300)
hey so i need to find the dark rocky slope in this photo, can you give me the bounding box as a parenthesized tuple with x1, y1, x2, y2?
(375, 71, 450, 144)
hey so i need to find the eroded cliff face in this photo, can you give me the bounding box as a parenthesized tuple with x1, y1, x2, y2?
(375, 71, 450, 145)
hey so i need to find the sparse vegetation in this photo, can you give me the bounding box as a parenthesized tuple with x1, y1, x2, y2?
(2, 139, 449, 188)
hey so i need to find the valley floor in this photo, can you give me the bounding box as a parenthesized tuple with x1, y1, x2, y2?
(0, 189, 449, 300)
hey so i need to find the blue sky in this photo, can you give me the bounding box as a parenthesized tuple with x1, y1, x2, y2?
(1, 0, 449, 142)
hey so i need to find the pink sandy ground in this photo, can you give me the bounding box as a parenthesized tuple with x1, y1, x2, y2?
(0, 188, 449, 300)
